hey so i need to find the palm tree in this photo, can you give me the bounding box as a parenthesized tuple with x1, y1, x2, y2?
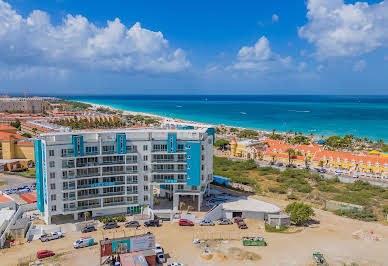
(272, 129, 276, 136)
(83, 211, 90, 222)
(285, 148, 295, 165)
(271, 155, 276, 164)
(377, 139, 384, 150)
(179, 202, 186, 213)
(141, 205, 147, 219)
(304, 157, 310, 169)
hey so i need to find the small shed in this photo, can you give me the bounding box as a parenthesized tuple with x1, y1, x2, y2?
(221, 198, 281, 220)
(9, 217, 30, 239)
(267, 214, 291, 227)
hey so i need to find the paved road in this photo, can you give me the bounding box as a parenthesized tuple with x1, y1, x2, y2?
(0, 174, 35, 190)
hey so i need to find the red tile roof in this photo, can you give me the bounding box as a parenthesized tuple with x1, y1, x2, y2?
(0, 194, 13, 203)
(20, 192, 37, 204)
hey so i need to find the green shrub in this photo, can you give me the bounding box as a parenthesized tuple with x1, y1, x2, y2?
(334, 208, 377, 222)
(381, 191, 388, 199)
(287, 193, 298, 200)
(317, 184, 341, 193)
(257, 166, 280, 175)
(382, 204, 388, 215)
(295, 184, 312, 193)
(285, 202, 315, 225)
(333, 191, 373, 206)
(268, 186, 287, 194)
(265, 223, 288, 232)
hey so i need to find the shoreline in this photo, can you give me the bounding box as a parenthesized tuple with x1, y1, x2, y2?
(74, 99, 317, 140)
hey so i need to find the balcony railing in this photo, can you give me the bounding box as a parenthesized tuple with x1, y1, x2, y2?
(102, 150, 116, 155)
(101, 161, 125, 165)
(127, 190, 138, 195)
(76, 162, 99, 167)
(77, 204, 101, 210)
(63, 186, 76, 191)
(152, 179, 185, 183)
(127, 180, 138, 184)
(152, 159, 186, 163)
(102, 170, 126, 176)
(77, 172, 100, 178)
(63, 197, 76, 201)
(103, 201, 126, 207)
(152, 169, 186, 173)
(102, 191, 125, 197)
(61, 153, 74, 158)
(85, 151, 99, 156)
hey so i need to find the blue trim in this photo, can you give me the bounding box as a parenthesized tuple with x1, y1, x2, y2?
(186, 142, 201, 186)
(116, 134, 127, 154)
(91, 182, 116, 188)
(72, 136, 84, 157)
(167, 133, 177, 153)
(213, 175, 230, 186)
(206, 128, 215, 145)
(34, 139, 44, 212)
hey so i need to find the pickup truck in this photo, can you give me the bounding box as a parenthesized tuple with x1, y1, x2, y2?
(39, 232, 64, 242)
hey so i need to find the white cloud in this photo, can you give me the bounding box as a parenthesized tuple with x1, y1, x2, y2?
(352, 59, 366, 71)
(272, 14, 279, 23)
(231, 36, 292, 72)
(297, 62, 307, 72)
(0, 0, 190, 74)
(384, 55, 388, 61)
(299, 0, 388, 58)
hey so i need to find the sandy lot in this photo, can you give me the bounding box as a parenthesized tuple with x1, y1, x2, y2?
(1, 202, 388, 266)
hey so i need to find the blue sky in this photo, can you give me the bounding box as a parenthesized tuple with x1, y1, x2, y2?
(0, 0, 387, 95)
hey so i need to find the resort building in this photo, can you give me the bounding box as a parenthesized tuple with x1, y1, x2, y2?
(0, 97, 45, 113)
(229, 137, 263, 159)
(34, 128, 214, 224)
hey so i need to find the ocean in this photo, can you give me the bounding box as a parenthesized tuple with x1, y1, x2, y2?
(65, 95, 388, 141)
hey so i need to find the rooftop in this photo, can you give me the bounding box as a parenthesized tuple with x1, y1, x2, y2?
(222, 198, 281, 213)
(0, 194, 14, 203)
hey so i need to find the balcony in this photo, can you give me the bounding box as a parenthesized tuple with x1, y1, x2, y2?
(103, 201, 126, 207)
(102, 150, 116, 155)
(76, 162, 99, 167)
(152, 169, 186, 173)
(127, 180, 138, 184)
(78, 194, 101, 200)
(152, 179, 185, 184)
(61, 153, 74, 158)
(126, 149, 137, 154)
(85, 151, 99, 156)
(127, 190, 138, 195)
(102, 191, 125, 197)
(152, 160, 186, 163)
(77, 204, 101, 210)
(102, 170, 126, 176)
(100, 161, 125, 165)
(77, 172, 100, 178)
(62, 174, 76, 180)
(126, 160, 138, 164)
(64, 207, 77, 212)
(63, 197, 76, 201)
(63, 186, 76, 191)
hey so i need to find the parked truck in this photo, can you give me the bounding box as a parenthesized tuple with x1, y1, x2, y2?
(74, 237, 95, 249)
(39, 232, 63, 242)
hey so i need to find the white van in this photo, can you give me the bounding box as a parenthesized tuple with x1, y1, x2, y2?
(74, 237, 95, 248)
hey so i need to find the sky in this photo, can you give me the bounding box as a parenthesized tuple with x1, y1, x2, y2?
(0, 0, 388, 95)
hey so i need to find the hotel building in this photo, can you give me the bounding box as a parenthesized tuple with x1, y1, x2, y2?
(34, 128, 214, 224)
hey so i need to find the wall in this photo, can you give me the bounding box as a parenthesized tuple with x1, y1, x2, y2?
(14, 144, 35, 162)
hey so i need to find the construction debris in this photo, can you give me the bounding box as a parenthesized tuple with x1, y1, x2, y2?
(352, 229, 383, 241)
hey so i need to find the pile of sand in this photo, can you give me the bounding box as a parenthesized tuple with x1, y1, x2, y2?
(227, 247, 261, 261)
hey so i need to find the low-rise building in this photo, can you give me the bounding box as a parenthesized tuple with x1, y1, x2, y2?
(267, 214, 291, 227)
(0, 97, 45, 113)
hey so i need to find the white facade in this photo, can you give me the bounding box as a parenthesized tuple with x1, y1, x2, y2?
(35, 128, 214, 224)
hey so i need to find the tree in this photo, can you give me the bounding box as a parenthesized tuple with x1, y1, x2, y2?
(84, 211, 90, 221)
(179, 202, 186, 213)
(215, 139, 230, 150)
(10, 120, 21, 130)
(271, 155, 276, 164)
(319, 160, 324, 167)
(141, 205, 147, 219)
(285, 202, 315, 225)
(285, 148, 295, 165)
(304, 157, 310, 169)
(32, 128, 38, 135)
(238, 129, 258, 139)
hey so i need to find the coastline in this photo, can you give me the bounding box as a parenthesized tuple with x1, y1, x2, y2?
(76, 100, 282, 138)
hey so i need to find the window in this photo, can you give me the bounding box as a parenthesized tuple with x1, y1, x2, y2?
(61, 148, 74, 157)
(51, 194, 56, 201)
(144, 195, 149, 201)
(50, 184, 56, 190)
(201, 165, 204, 170)
(144, 175, 148, 182)
(50, 173, 55, 179)
(49, 161, 55, 168)
(144, 185, 149, 191)
(49, 150, 54, 156)
(144, 165, 148, 171)
(177, 144, 184, 151)
(51, 205, 56, 211)
(178, 184, 184, 190)
(102, 145, 115, 153)
(86, 146, 98, 154)
(201, 155, 204, 160)
(143, 145, 148, 151)
(143, 155, 148, 161)
(201, 145, 204, 151)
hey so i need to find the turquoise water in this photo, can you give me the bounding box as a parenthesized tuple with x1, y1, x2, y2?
(66, 95, 388, 141)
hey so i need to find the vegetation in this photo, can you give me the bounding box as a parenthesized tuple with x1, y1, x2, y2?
(265, 223, 288, 232)
(238, 129, 259, 139)
(58, 100, 92, 110)
(325, 134, 355, 149)
(334, 207, 377, 222)
(97, 215, 126, 224)
(213, 156, 388, 222)
(10, 120, 21, 130)
(21, 132, 32, 138)
(229, 128, 239, 133)
(285, 202, 315, 225)
(382, 204, 388, 215)
(215, 139, 229, 150)
(290, 135, 310, 145)
(269, 134, 284, 140)
(53, 118, 126, 130)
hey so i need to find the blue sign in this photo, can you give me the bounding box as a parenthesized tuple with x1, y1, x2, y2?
(91, 182, 116, 188)
(164, 180, 177, 184)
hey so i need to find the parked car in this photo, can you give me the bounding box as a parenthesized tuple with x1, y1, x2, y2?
(157, 253, 166, 264)
(168, 263, 183, 266)
(154, 243, 164, 254)
(237, 221, 248, 229)
(103, 222, 119, 230)
(217, 218, 232, 225)
(277, 163, 284, 167)
(125, 221, 140, 228)
(353, 175, 359, 179)
(3, 189, 11, 195)
(144, 219, 160, 227)
(74, 237, 95, 248)
(178, 219, 194, 226)
(199, 220, 214, 226)
(37, 250, 55, 259)
(233, 217, 243, 223)
(81, 225, 96, 233)
(39, 232, 63, 242)
(10, 188, 18, 194)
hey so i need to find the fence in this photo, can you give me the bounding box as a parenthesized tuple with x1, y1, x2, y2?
(0, 203, 37, 248)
